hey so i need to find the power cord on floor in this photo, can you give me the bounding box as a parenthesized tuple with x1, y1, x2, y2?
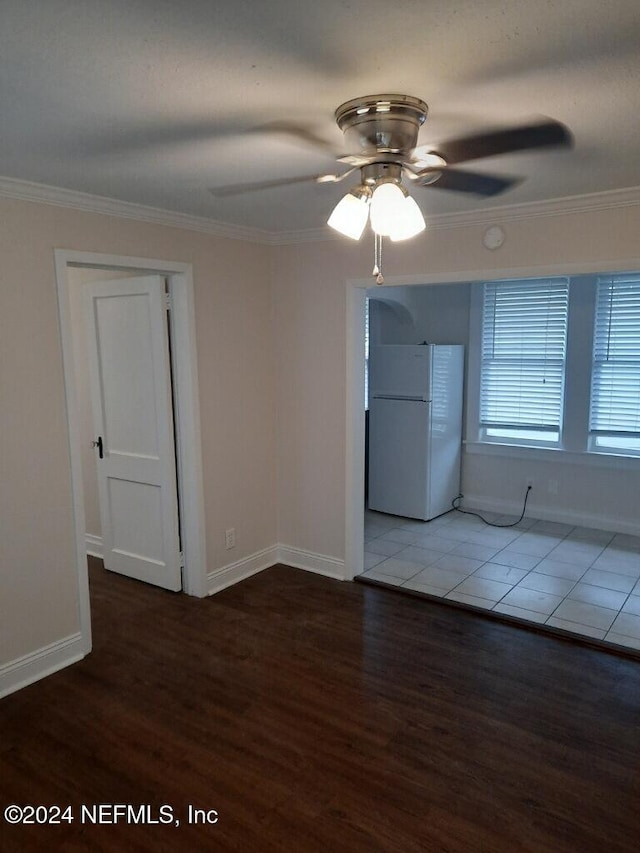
(451, 486, 532, 528)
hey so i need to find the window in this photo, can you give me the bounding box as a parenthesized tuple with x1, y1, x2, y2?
(479, 278, 569, 445)
(590, 273, 640, 455)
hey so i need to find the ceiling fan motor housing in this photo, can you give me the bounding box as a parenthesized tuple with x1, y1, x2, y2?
(335, 94, 428, 156)
(361, 162, 404, 186)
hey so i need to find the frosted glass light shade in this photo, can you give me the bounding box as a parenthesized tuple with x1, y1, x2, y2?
(327, 192, 369, 240)
(389, 195, 426, 241)
(369, 182, 407, 236)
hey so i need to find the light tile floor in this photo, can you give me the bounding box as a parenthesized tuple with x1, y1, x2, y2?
(360, 508, 640, 654)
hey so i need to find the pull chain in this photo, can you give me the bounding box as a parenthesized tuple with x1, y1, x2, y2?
(372, 233, 384, 284)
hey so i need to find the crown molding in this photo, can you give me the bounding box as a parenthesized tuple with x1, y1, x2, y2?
(0, 176, 274, 244)
(277, 185, 640, 244)
(424, 184, 640, 231)
(1, 174, 639, 246)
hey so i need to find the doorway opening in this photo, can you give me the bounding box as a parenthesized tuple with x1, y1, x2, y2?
(55, 250, 208, 657)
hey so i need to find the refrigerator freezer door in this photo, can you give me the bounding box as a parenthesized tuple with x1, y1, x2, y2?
(368, 398, 432, 520)
(369, 345, 432, 401)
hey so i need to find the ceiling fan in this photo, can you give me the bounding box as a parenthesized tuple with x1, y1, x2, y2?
(210, 94, 572, 278)
(210, 94, 572, 201)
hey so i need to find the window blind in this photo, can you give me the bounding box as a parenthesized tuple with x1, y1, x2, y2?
(480, 278, 569, 436)
(590, 273, 640, 442)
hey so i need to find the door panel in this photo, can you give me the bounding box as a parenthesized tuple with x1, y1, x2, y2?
(97, 293, 161, 456)
(85, 275, 181, 591)
(108, 479, 164, 564)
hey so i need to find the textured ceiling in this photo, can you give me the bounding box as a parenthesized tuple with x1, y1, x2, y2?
(1, 0, 639, 234)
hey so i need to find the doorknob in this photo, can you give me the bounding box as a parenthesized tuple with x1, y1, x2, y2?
(92, 436, 104, 459)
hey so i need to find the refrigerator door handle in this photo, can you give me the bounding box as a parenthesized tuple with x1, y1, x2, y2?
(372, 394, 429, 402)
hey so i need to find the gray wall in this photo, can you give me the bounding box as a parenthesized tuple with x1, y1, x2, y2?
(369, 282, 471, 346)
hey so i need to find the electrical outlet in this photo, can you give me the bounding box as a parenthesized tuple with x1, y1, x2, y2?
(225, 528, 236, 550)
(526, 478, 534, 489)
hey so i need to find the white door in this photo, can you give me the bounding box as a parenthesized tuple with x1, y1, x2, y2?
(85, 275, 182, 591)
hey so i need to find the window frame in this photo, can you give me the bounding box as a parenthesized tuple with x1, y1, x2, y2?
(588, 273, 640, 457)
(477, 277, 570, 449)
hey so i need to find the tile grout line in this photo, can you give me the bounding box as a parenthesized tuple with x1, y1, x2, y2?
(363, 510, 640, 650)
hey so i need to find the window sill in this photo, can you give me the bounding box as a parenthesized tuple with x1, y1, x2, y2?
(464, 440, 640, 472)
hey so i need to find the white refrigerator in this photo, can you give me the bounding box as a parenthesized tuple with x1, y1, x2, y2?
(368, 344, 464, 521)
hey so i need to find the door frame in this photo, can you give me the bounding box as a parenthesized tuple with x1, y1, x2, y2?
(55, 250, 208, 654)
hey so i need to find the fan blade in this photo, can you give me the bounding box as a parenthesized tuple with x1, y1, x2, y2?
(431, 119, 573, 165)
(254, 121, 340, 157)
(412, 168, 521, 196)
(208, 170, 352, 197)
(209, 174, 325, 197)
(336, 153, 378, 168)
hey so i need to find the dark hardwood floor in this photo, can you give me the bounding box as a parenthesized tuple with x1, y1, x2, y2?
(2, 558, 640, 852)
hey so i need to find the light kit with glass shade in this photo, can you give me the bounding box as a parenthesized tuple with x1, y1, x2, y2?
(210, 94, 572, 282)
(328, 165, 428, 238)
(327, 161, 429, 283)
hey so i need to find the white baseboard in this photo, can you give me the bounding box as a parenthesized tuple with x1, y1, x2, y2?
(0, 633, 86, 699)
(207, 543, 347, 596)
(85, 533, 103, 558)
(207, 545, 280, 595)
(276, 544, 346, 580)
(85, 531, 345, 596)
(462, 493, 640, 536)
